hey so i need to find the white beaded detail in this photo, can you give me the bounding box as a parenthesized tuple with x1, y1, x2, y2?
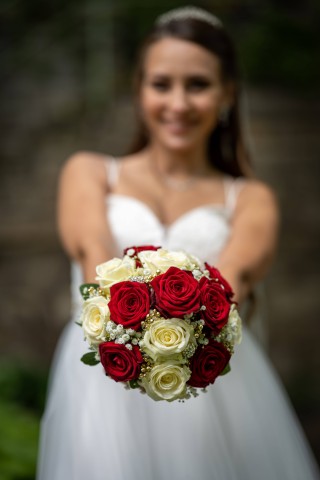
(156, 6, 223, 29)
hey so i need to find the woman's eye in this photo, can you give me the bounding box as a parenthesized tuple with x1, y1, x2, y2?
(187, 79, 211, 91)
(151, 82, 169, 91)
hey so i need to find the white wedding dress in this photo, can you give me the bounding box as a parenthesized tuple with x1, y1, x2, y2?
(37, 158, 319, 480)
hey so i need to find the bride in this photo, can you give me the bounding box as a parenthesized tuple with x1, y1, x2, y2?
(37, 6, 319, 479)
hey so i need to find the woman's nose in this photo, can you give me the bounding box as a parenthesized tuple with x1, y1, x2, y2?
(169, 87, 190, 112)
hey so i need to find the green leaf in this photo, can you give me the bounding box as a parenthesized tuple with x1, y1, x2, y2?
(129, 379, 139, 389)
(220, 363, 231, 376)
(79, 283, 99, 300)
(80, 352, 100, 366)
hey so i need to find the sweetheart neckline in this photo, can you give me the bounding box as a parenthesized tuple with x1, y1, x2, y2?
(106, 193, 230, 230)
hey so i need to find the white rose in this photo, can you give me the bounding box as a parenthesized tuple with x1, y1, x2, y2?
(96, 256, 136, 290)
(140, 361, 191, 401)
(140, 318, 196, 361)
(81, 295, 110, 346)
(137, 248, 199, 274)
(226, 304, 242, 345)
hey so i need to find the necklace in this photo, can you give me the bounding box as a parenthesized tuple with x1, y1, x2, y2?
(160, 174, 197, 191)
(149, 155, 201, 192)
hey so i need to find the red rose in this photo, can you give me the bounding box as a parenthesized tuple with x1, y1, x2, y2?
(124, 245, 161, 267)
(188, 339, 231, 388)
(109, 281, 150, 330)
(124, 245, 160, 256)
(151, 266, 200, 318)
(99, 342, 143, 382)
(204, 262, 234, 300)
(199, 277, 230, 334)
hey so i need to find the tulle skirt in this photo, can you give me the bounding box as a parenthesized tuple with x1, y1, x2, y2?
(37, 319, 319, 480)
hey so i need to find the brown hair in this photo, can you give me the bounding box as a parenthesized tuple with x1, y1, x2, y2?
(127, 14, 253, 178)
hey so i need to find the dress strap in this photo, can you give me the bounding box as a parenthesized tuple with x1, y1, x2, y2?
(223, 175, 246, 213)
(105, 156, 120, 191)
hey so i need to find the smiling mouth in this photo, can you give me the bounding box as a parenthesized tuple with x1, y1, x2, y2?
(163, 121, 194, 133)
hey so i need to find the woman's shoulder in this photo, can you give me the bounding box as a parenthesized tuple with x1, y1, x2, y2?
(60, 150, 111, 186)
(235, 177, 279, 222)
(238, 178, 278, 206)
(60, 151, 144, 183)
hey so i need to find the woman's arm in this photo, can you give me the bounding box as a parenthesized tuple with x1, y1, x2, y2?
(57, 152, 117, 282)
(216, 180, 280, 304)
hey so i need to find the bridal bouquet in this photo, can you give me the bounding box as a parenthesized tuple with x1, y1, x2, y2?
(78, 245, 242, 402)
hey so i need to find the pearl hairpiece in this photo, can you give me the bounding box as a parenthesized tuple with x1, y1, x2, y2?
(156, 5, 223, 29)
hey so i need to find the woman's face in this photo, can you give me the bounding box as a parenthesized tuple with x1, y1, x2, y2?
(139, 37, 233, 153)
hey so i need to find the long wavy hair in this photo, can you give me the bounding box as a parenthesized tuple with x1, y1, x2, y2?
(127, 13, 253, 178)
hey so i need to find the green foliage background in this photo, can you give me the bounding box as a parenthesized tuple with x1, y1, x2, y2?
(0, 361, 47, 480)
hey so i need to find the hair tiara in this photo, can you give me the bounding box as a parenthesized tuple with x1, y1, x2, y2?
(156, 6, 223, 29)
